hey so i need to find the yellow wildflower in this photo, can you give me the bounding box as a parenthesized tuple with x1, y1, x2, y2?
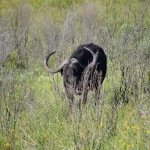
(131, 126, 136, 129)
(99, 123, 103, 128)
(119, 139, 123, 142)
(126, 125, 130, 129)
(11, 129, 15, 134)
(131, 126, 141, 130)
(125, 120, 128, 125)
(147, 130, 150, 134)
(5, 142, 10, 148)
(122, 130, 127, 134)
(128, 144, 134, 148)
(122, 142, 126, 146)
(125, 121, 130, 129)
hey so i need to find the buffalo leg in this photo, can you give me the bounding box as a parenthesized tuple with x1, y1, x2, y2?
(65, 89, 74, 111)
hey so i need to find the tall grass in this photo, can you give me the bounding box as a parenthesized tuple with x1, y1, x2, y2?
(0, 0, 150, 149)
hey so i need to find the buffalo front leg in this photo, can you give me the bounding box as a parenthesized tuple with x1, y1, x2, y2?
(65, 89, 74, 111)
(82, 90, 88, 104)
(78, 89, 88, 109)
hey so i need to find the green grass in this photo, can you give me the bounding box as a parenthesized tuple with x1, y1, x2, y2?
(1, 70, 149, 149)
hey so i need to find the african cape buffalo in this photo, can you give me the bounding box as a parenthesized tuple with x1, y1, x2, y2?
(44, 43, 107, 107)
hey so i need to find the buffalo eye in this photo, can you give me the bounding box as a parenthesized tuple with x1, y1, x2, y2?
(60, 65, 67, 75)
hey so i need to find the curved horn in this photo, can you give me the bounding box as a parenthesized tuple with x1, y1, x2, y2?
(44, 51, 69, 73)
(84, 47, 99, 66)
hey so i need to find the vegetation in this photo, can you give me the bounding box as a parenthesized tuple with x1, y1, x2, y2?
(0, 0, 150, 149)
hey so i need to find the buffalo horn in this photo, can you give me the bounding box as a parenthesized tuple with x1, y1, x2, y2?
(44, 51, 69, 73)
(84, 47, 99, 66)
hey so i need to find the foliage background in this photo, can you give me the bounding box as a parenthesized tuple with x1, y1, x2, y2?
(0, 0, 150, 149)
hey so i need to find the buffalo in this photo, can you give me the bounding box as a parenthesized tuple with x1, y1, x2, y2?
(44, 43, 107, 108)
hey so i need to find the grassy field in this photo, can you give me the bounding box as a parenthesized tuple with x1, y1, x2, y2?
(0, 0, 150, 149)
